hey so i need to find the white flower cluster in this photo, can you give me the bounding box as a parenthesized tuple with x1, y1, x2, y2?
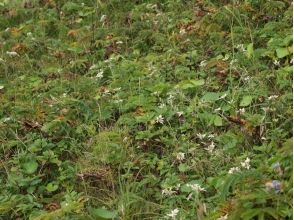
(228, 157, 251, 174)
(268, 95, 278, 100)
(166, 208, 179, 219)
(186, 183, 206, 193)
(236, 44, 246, 52)
(6, 51, 19, 57)
(155, 115, 164, 124)
(176, 152, 185, 162)
(161, 184, 180, 197)
(217, 214, 228, 220)
(236, 108, 246, 114)
(241, 157, 251, 170)
(196, 133, 215, 140)
(162, 187, 176, 196)
(205, 142, 215, 154)
(228, 167, 240, 174)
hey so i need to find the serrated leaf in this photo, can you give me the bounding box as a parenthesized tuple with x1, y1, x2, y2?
(240, 96, 253, 107)
(23, 161, 38, 174)
(178, 163, 189, 172)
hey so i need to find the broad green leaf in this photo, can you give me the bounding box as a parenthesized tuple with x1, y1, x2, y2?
(240, 95, 253, 107)
(276, 47, 290, 58)
(178, 163, 189, 172)
(46, 182, 59, 192)
(214, 115, 223, 126)
(178, 79, 204, 89)
(23, 161, 38, 174)
(247, 43, 254, 58)
(201, 92, 220, 102)
(91, 208, 118, 219)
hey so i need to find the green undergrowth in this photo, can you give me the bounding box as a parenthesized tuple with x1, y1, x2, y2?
(0, 0, 292, 219)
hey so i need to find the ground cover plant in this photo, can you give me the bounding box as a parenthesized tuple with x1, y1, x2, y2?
(0, 0, 292, 219)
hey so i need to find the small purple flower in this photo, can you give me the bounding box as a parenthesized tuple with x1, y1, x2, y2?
(272, 180, 282, 191)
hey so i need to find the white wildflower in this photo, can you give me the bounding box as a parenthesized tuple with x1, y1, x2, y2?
(230, 59, 237, 66)
(6, 51, 19, 57)
(268, 95, 278, 100)
(199, 60, 207, 67)
(89, 64, 97, 70)
(167, 93, 175, 105)
(176, 152, 185, 162)
(96, 70, 104, 78)
(123, 137, 128, 142)
(217, 214, 228, 220)
(228, 167, 240, 174)
(205, 142, 215, 154)
(197, 133, 207, 140)
(176, 111, 183, 117)
(273, 60, 280, 66)
(3, 117, 11, 122)
(214, 107, 221, 112)
(113, 87, 121, 92)
(219, 93, 227, 99)
(158, 103, 166, 109)
(241, 157, 250, 170)
(162, 187, 176, 196)
(0, 85, 4, 90)
(116, 41, 123, 44)
(236, 44, 246, 52)
(262, 107, 271, 112)
(186, 183, 206, 193)
(236, 108, 245, 114)
(100, 15, 107, 22)
(155, 115, 164, 124)
(243, 76, 251, 81)
(179, 29, 186, 35)
(27, 32, 32, 37)
(166, 208, 179, 219)
(222, 54, 230, 61)
(186, 193, 193, 201)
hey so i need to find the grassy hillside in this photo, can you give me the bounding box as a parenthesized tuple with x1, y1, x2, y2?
(0, 0, 292, 219)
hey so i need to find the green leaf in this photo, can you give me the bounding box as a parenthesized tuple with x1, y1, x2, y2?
(240, 95, 253, 107)
(247, 43, 254, 58)
(178, 79, 204, 89)
(214, 115, 223, 126)
(91, 208, 118, 219)
(46, 182, 59, 192)
(201, 92, 220, 102)
(276, 47, 289, 58)
(23, 161, 38, 174)
(178, 163, 189, 172)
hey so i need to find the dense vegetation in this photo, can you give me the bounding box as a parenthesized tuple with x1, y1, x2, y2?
(0, 0, 292, 219)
